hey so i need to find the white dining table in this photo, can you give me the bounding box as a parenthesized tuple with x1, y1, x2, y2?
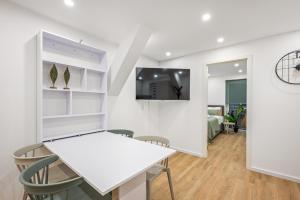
(44, 131, 176, 200)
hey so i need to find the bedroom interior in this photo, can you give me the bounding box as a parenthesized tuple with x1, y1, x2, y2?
(1, 0, 300, 200)
(207, 59, 247, 144)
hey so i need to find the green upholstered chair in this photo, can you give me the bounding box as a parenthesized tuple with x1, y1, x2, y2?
(19, 155, 112, 200)
(107, 129, 134, 138)
(135, 136, 175, 200)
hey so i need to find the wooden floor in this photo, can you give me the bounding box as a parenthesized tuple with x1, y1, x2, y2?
(151, 133, 300, 200)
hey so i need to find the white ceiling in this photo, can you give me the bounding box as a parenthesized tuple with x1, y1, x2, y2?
(9, 0, 300, 61)
(208, 59, 247, 77)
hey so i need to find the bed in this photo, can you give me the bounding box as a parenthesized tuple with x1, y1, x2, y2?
(208, 105, 224, 142)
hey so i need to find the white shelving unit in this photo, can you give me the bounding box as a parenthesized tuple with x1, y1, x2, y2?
(37, 30, 107, 142)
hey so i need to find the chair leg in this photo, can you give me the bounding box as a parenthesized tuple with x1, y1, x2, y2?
(146, 179, 151, 200)
(165, 168, 175, 200)
(23, 192, 27, 200)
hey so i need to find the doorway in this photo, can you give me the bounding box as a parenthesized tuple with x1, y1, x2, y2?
(204, 56, 252, 168)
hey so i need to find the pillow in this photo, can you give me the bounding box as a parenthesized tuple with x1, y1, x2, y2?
(208, 107, 222, 115)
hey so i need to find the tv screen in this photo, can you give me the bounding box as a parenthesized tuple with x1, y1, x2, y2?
(136, 68, 190, 100)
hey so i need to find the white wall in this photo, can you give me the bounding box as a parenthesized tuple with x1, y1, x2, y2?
(159, 31, 300, 182)
(157, 63, 205, 156)
(0, 1, 158, 199)
(108, 56, 160, 136)
(208, 75, 247, 106)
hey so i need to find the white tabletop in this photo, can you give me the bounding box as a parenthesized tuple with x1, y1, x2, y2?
(44, 132, 176, 195)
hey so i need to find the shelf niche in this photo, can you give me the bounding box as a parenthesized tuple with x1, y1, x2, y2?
(72, 92, 104, 114)
(43, 61, 84, 91)
(87, 70, 106, 91)
(43, 90, 70, 116)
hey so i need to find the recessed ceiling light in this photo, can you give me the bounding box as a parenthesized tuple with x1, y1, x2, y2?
(202, 13, 211, 22)
(64, 0, 74, 7)
(217, 37, 224, 43)
(238, 69, 243, 73)
(178, 71, 183, 74)
(138, 76, 143, 80)
(234, 63, 240, 67)
(154, 74, 158, 78)
(165, 52, 171, 57)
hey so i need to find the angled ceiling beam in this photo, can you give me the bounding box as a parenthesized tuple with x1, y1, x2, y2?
(109, 25, 152, 96)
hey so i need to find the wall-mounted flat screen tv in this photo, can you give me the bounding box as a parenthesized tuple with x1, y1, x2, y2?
(136, 68, 190, 100)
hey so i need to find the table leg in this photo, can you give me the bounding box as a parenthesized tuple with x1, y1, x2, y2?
(112, 189, 119, 200)
(225, 124, 229, 134)
(116, 172, 146, 200)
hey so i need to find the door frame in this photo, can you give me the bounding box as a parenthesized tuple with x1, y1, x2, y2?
(202, 55, 253, 169)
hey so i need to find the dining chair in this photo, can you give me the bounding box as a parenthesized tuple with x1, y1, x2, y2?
(13, 143, 54, 200)
(13, 143, 77, 200)
(135, 136, 175, 200)
(19, 155, 112, 200)
(107, 129, 134, 138)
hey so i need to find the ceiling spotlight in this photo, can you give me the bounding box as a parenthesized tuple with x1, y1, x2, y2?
(202, 13, 211, 22)
(64, 0, 74, 7)
(165, 51, 171, 57)
(154, 74, 158, 78)
(138, 76, 143, 80)
(178, 71, 183, 74)
(238, 69, 243, 73)
(217, 37, 224, 43)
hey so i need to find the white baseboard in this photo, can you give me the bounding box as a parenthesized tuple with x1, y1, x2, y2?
(250, 166, 300, 183)
(170, 146, 204, 158)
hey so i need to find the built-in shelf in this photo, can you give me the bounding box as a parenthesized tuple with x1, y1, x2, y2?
(43, 112, 105, 119)
(43, 88, 105, 94)
(72, 90, 105, 94)
(43, 31, 106, 56)
(37, 30, 108, 142)
(43, 88, 70, 92)
(42, 129, 105, 142)
(43, 53, 106, 73)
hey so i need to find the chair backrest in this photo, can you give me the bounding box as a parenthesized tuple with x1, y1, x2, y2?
(13, 143, 54, 173)
(135, 136, 170, 168)
(107, 129, 134, 138)
(19, 155, 83, 200)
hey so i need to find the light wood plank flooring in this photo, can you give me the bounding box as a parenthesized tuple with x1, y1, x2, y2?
(151, 133, 300, 200)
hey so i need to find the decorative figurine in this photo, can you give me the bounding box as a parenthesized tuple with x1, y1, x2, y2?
(64, 67, 70, 89)
(50, 64, 58, 89)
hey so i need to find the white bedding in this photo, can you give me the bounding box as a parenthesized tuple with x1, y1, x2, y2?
(208, 115, 224, 125)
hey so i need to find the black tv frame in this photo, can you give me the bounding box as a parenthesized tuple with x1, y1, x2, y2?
(135, 67, 190, 100)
